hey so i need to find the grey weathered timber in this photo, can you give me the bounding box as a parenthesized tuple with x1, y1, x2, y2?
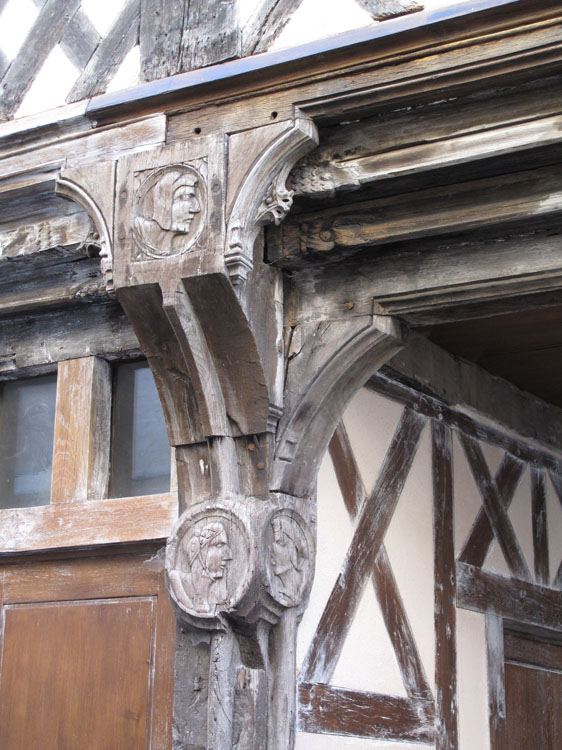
(355, 0, 423, 20)
(140, 0, 187, 82)
(0, 212, 92, 261)
(432, 421, 458, 750)
(486, 614, 507, 750)
(66, 0, 141, 104)
(31, 0, 100, 70)
(181, 0, 240, 72)
(0, 0, 82, 120)
(243, 0, 305, 56)
(0, 49, 7, 82)
(531, 468, 549, 586)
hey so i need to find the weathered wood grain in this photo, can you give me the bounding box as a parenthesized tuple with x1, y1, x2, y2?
(368, 372, 562, 475)
(456, 562, 562, 631)
(297, 683, 434, 742)
(459, 454, 525, 568)
(243, 0, 305, 56)
(181, 0, 240, 72)
(0, 492, 177, 554)
(301, 409, 425, 683)
(31, 0, 100, 71)
(531, 467, 549, 586)
(0, 211, 91, 260)
(432, 420, 458, 750)
(486, 614, 507, 750)
(0, 0, 82, 120)
(0, 300, 139, 374)
(140, 0, 186, 82)
(67, 0, 140, 103)
(547, 470, 562, 589)
(0, 48, 7, 82)
(51, 357, 111, 503)
(329, 421, 432, 700)
(356, 0, 423, 19)
(460, 434, 532, 583)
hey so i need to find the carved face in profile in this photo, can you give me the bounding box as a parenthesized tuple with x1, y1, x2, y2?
(204, 526, 232, 579)
(133, 164, 205, 258)
(170, 181, 201, 234)
(269, 515, 309, 606)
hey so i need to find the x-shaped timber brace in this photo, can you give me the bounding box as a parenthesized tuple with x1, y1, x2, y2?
(56, 114, 405, 750)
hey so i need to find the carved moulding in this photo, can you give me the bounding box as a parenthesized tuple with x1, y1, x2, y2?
(165, 497, 315, 632)
(225, 116, 319, 286)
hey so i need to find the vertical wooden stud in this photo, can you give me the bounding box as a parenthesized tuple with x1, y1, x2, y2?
(432, 419, 458, 750)
(51, 357, 111, 503)
(531, 467, 549, 586)
(486, 614, 506, 750)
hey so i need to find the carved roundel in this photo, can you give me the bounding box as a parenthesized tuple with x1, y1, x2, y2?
(166, 507, 251, 620)
(132, 163, 206, 259)
(265, 509, 314, 608)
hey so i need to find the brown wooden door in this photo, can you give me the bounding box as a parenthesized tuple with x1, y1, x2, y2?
(0, 548, 175, 750)
(504, 631, 562, 749)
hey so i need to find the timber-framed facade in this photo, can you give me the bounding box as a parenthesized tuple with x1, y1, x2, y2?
(1, 1, 562, 748)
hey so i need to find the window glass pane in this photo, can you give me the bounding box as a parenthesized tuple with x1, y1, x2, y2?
(110, 361, 171, 498)
(0, 373, 57, 509)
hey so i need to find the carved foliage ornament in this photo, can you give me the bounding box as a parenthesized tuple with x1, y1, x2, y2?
(132, 161, 207, 260)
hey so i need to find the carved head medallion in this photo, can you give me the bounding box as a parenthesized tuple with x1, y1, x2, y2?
(265, 510, 313, 607)
(133, 163, 206, 259)
(166, 507, 251, 622)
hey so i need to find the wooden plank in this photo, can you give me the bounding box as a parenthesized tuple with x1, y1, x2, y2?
(297, 682, 434, 743)
(0, 0, 82, 120)
(67, 0, 140, 103)
(0, 492, 177, 554)
(486, 614, 507, 750)
(139, 0, 186, 82)
(504, 631, 562, 671)
(460, 434, 532, 583)
(51, 357, 111, 503)
(301, 409, 425, 683)
(0, 211, 91, 260)
(432, 420, 458, 750)
(30, 0, 100, 70)
(547, 470, 562, 589)
(329, 421, 432, 700)
(181, 0, 240, 73)
(0, 300, 138, 375)
(368, 372, 562, 475)
(456, 562, 562, 632)
(243, 0, 305, 56)
(531, 467, 549, 586)
(459, 454, 525, 568)
(356, 0, 423, 20)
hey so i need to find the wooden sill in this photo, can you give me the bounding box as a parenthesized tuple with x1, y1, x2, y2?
(0, 492, 178, 555)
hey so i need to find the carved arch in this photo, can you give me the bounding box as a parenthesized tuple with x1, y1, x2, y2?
(226, 115, 319, 285)
(272, 315, 404, 497)
(56, 167, 114, 289)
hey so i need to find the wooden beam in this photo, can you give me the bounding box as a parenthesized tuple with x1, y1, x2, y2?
(547, 470, 562, 589)
(139, 0, 186, 82)
(31, 0, 100, 70)
(432, 420, 458, 750)
(459, 454, 525, 568)
(51, 357, 111, 503)
(67, 0, 140, 104)
(486, 614, 507, 750)
(531, 467, 549, 586)
(180, 0, 240, 72)
(297, 682, 434, 743)
(0, 212, 91, 261)
(459, 434, 532, 583)
(356, 0, 423, 20)
(271, 164, 562, 262)
(243, 0, 305, 56)
(456, 562, 562, 631)
(0, 492, 177, 554)
(0, 0, 82, 119)
(329, 422, 432, 700)
(301, 409, 425, 683)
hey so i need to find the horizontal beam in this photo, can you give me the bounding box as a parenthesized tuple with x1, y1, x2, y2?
(297, 682, 434, 742)
(0, 492, 177, 554)
(456, 562, 562, 632)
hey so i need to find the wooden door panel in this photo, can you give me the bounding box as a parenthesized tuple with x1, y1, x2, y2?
(0, 550, 175, 750)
